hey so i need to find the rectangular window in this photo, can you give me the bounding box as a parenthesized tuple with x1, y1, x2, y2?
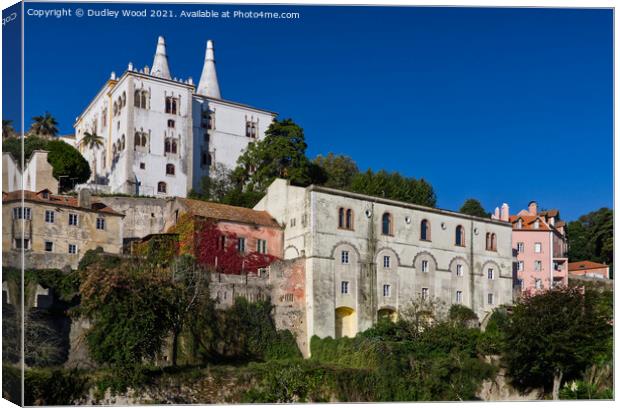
(237, 237, 246, 253)
(68, 244, 77, 254)
(456, 291, 463, 304)
(487, 293, 494, 305)
(487, 268, 494, 280)
(456, 264, 463, 277)
(12, 207, 31, 219)
(421, 260, 429, 273)
(517, 261, 524, 272)
(96, 218, 105, 230)
(421, 287, 429, 300)
(535, 279, 542, 289)
(341, 281, 349, 295)
(534, 242, 542, 253)
(517, 242, 524, 253)
(45, 210, 55, 223)
(257, 239, 267, 254)
(383, 255, 391, 268)
(341, 250, 349, 264)
(383, 284, 391, 297)
(517, 278, 524, 289)
(45, 241, 53, 252)
(14, 238, 29, 250)
(534, 261, 542, 272)
(68, 213, 78, 226)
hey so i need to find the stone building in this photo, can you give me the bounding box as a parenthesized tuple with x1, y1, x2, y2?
(2, 189, 124, 269)
(504, 201, 568, 293)
(2, 150, 59, 194)
(568, 260, 610, 280)
(255, 179, 514, 353)
(74, 36, 276, 197)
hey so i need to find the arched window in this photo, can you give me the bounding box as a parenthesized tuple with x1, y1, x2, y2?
(134, 90, 141, 107)
(338, 208, 345, 228)
(420, 219, 430, 241)
(141, 133, 147, 147)
(382, 212, 392, 236)
(491, 233, 497, 251)
(112, 144, 117, 157)
(157, 182, 167, 193)
(164, 138, 171, 153)
(486, 233, 491, 250)
(168, 119, 175, 128)
(121, 135, 125, 150)
(346, 209, 353, 230)
(166, 164, 175, 175)
(455, 225, 465, 246)
(141, 91, 148, 109)
(134, 132, 141, 148)
(121, 92, 126, 107)
(171, 140, 177, 154)
(113, 102, 118, 116)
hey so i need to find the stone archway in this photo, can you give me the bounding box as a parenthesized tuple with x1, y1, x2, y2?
(377, 308, 397, 322)
(335, 307, 357, 339)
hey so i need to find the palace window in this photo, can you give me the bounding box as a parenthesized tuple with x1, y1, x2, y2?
(486, 233, 497, 251)
(69, 213, 78, 226)
(166, 164, 175, 176)
(167, 119, 175, 128)
(68, 244, 77, 254)
(45, 241, 53, 252)
(134, 132, 148, 148)
(96, 218, 106, 230)
(383, 284, 391, 297)
(517, 242, 524, 252)
(245, 120, 258, 138)
(44, 210, 55, 223)
(207, 110, 215, 130)
(165, 96, 178, 114)
(487, 293, 494, 305)
(257, 239, 267, 254)
(422, 287, 429, 300)
(341, 281, 350, 295)
(383, 255, 391, 268)
(157, 182, 167, 194)
(420, 219, 430, 241)
(237, 237, 246, 253)
(456, 264, 463, 277)
(455, 225, 465, 246)
(421, 260, 429, 273)
(487, 268, 494, 280)
(134, 90, 148, 109)
(121, 135, 125, 150)
(140, 162, 145, 170)
(15, 238, 29, 250)
(382, 212, 393, 235)
(534, 260, 542, 272)
(456, 291, 463, 304)
(534, 242, 542, 253)
(121, 92, 126, 107)
(338, 208, 354, 230)
(341, 250, 349, 264)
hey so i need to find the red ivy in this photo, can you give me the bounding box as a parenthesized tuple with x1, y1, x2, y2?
(193, 220, 278, 275)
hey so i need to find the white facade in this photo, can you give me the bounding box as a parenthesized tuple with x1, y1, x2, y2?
(255, 179, 515, 347)
(2, 150, 59, 194)
(74, 37, 276, 197)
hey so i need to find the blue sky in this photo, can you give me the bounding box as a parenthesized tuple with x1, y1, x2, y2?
(6, 3, 613, 220)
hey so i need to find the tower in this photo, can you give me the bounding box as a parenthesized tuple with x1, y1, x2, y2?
(151, 36, 171, 79)
(197, 40, 221, 98)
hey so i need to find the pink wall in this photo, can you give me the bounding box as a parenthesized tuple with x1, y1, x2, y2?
(514, 230, 567, 293)
(217, 221, 283, 259)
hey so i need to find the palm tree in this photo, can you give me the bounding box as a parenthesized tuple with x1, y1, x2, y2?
(80, 131, 104, 184)
(2, 119, 15, 139)
(29, 112, 59, 138)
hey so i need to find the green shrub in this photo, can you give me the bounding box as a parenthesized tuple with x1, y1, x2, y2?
(25, 368, 88, 405)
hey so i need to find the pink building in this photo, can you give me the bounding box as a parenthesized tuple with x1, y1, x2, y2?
(496, 201, 568, 293)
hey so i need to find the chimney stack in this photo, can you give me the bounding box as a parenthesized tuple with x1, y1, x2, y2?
(78, 189, 92, 209)
(151, 36, 171, 79)
(528, 201, 538, 215)
(197, 39, 221, 98)
(492, 207, 500, 220)
(500, 203, 510, 221)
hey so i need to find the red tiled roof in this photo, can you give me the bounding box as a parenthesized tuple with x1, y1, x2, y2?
(539, 209, 559, 218)
(509, 215, 551, 231)
(568, 261, 609, 272)
(2, 190, 123, 216)
(178, 198, 280, 228)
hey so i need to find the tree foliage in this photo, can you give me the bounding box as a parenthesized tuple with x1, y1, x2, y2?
(312, 153, 359, 189)
(566, 208, 613, 273)
(502, 286, 612, 398)
(459, 199, 489, 217)
(348, 169, 437, 207)
(29, 112, 59, 138)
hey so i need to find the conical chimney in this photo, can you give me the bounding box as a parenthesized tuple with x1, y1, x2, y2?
(151, 36, 171, 79)
(197, 40, 221, 98)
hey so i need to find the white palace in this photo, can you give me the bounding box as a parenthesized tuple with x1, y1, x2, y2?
(74, 36, 276, 197)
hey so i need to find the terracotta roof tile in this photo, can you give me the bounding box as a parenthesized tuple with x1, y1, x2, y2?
(178, 198, 280, 228)
(568, 261, 609, 272)
(2, 190, 122, 216)
(509, 215, 551, 231)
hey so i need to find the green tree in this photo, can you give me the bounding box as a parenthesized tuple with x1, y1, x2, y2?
(29, 112, 59, 138)
(78, 131, 104, 150)
(2, 119, 15, 138)
(503, 286, 612, 399)
(566, 208, 613, 274)
(349, 169, 437, 207)
(46, 140, 91, 189)
(313, 153, 359, 189)
(189, 163, 234, 202)
(234, 118, 313, 192)
(459, 199, 489, 217)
